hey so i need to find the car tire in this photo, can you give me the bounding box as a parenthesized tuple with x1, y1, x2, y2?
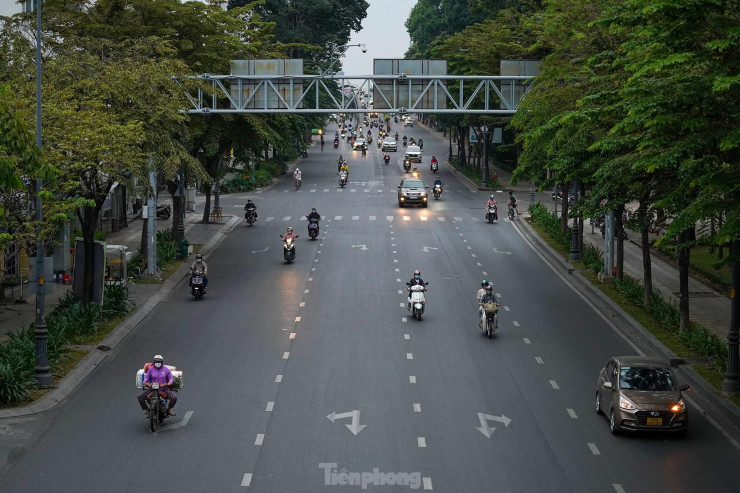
(398, 201, 403, 208)
(595, 392, 603, 415)
(609, 410, 620, 435)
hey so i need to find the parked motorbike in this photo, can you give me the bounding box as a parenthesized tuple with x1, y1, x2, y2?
(384, 154, 390, 165)
(433, 184, 443, 200)
(308, 218, 320, 240)
(486, 204, 498, 223)
(431, 159, 439, 173)
(140, 204, 171, 220)
(406, 282, 429, 321)
(244, 208, 257, 227)
(481, 301, 500, 338)
(190, 273, 205, 301)
(145, 383, 174, 432)
(280, 234, 298, 264)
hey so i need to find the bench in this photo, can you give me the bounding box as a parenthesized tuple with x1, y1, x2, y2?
(209, 206, 223, 223)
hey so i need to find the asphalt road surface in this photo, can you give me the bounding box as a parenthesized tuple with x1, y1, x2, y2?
(2, 119, 739, 493)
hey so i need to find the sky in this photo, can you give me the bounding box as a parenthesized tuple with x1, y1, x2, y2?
(341, 0, 416, 77)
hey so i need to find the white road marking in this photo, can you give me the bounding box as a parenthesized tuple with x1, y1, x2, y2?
(482, 271, 487, 276)
(396, 278, 401, 282)
(334, 215, 342, 220)
(311, 267, 316, 271)
(394, 259, 398, 263)
(409, 376, 416, 383)
(283, 352, 290, 359)
(370, 216, 376, 220)
(407, 353, 413, 360)
(304, 289, 309, 293)
(524, 338, 531, 344)
(400, 303, 405, 307)
(310, 189, 316, 192)
(567, 408, 578, 419)
(378, 189, 383, 193)
(255, 434, 264, 446)
(587, 443, 600, 455)
(417, 437, 426, 448)
(314, 259, 318, 262)
(317, 251, 321, 254)
(275, 375, 283, 382)
(513, 321, 520, 327)
(423, 477, 433, 490)
(364, 189, 369, 193)
(550, 380, 560, 389)
(437, 216, 445, 221)
(504, 306, 510, 311)
(471, 253, 477, 257)
(295, 316, 301, 322)
(289, 333, 296, 340)
(352, 215, 359, 220)
(420, 216, 427, 221)
(454, 217, 463, 221)
(323, 189, 329, 192)
(467, 246, 472, 250)
(392, 243, 396, 247)
(476, 262, 482, 266)
(308, 277, 313, 281)
(404, 216, 411, 221)
(300, 302, 305, 307)
(402, 317, 407, 322)
(265, 217, 274, 222)
(266, 402, 274, 412)
(241, 473, 252, 487)
(459, 233, 463, 236)
(350, 189, 356, 192)
(387, 216, 394, 221)
(413, 403, 421, 412)
(398, 289, 403, 294)
(535, 357, 544, 364)
(395, 268, 399, 272)
(612, 484, 626, 493)
(463, 239, 468, 243)
(282, 216, 291, 221)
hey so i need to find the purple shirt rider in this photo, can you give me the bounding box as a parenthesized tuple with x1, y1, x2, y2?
(144, 365, 173, 386)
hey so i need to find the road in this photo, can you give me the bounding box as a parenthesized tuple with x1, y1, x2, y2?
(2, 118, 739, 492)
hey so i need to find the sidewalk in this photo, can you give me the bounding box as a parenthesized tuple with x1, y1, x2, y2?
(0, 209, 236, 343)
(419, 120, 730, 343)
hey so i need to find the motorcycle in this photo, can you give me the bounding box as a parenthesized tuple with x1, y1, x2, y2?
(295, 176, 302, 190)
(280, 234, 298, 264)
(377, 139, 383, 148)
(486, 204, 498, 223)
(384, 154, 390, 165)
(507, 204, 515, 221)
(144, 383, 175, 432)
(433, 184, 443, 200)
(481, 301, 500, 338)
(419, 140, 423, 151)
(308, 218, 320, 240)
(339, 172, 348, 188)
(190, 273, 206, 301)
(140, 204, 171, 220)
(406, 282, 429, 321)
(367, 135, 373, 144)
(403, 159, 412, 172)
(333, 139, 339, 149)
(431, 159, 438, 173)
(244, 208, 257, 227)
(300, 148, 308, 158)
(341, 132, 346, 139)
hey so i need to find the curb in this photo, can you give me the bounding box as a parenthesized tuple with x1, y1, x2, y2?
(0, 215, 241, 419)
(516, 215, 740, 445)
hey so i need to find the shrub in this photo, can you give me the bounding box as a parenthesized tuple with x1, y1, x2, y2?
(581, 245, 604, 274)
(529, 202, 570, 247)
(156, 229, 178, 268)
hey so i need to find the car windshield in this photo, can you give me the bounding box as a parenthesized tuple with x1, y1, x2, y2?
(619, 366, 677, 391)
(403, 180, 424, 188)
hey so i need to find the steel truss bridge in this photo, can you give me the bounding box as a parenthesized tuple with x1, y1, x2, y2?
(183, 74, 534, 115)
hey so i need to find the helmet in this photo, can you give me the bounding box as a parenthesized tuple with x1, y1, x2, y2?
(413, 269, 420, 279)
(485, 285, 492, 291)
(287, 227, 293, 233)
(311, 208, 316, 213)
(490, 195, 495, 200)
(247, 199, 253, 204)
(295, 168, 300, 172)
(153, 354, 163, 362)
(481, 279, 488, 286)
(196, 253, 203, 262)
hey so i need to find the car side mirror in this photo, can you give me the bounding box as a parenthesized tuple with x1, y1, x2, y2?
(603, 381, 613, 389)
(680, 384, 690, 391)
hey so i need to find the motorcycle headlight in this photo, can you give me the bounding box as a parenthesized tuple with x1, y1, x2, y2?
(619, 396, 637, 411)
(671, 399, 686, 413)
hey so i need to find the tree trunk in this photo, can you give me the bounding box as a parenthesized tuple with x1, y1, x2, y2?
(638, 201, 653, 307)
(140, 215, 148, 263)
(718, 212, 725, 260)
(201, 184, 212, 224)
(677, 229, 691, 332)
(615, 202, 625, 282)
(560, 183, 569, 236)
(78, 203, 103, 305)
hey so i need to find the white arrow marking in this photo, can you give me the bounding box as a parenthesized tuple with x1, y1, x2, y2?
(327, 410, 366, 435)
(476, 412, 511, 438)
(422, 246, 438, 253)
(351, 244, 368, 250)
(493, 248, 512, 255)
(251, 247, 269, 253)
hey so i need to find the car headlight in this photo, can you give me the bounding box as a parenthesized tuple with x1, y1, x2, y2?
(671, 399, 686, 413)
(619, 396, 637, 411)
(420, 192, 427, 197)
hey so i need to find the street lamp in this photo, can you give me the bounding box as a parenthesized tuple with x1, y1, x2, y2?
(569, 180, 581, 261)
(323, 43, 367, 76)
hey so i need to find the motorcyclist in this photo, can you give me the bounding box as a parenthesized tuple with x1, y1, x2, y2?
(477, 280, 490, 305)
(307, 208, 321, 233)
(340, 162, 349, 179)
(418, 138, 423, 150)
(508, 191, 519, 216)
(411, 165, 420, 178)
(189, 253, 208, 292)
(283, 226, 297, 242)
(486, 194, 498, 220)
(431, 155, 438, 167)
(479, 285, 498, 329)
(293, 168, 302, 187)
(138, 354, 177, 417)
(384, 153, 390, 164)
(433, 176, 443, 188)
(407, 269, 426, 311)
(394, 132, 399, 141)
(338, 155, 344, 172)
(402, 135, 408, 147)
(244, 199, 257, 220)
(361, 144, 367, 158)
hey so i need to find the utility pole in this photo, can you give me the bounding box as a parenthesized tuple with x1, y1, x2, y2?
(146, 170, 157, 274)
(569, 180, 581, 261)
(33, 0, 51, 387)
(722, 239, 740, 397)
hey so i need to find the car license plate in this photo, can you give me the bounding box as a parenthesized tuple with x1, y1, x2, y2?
(646, 417, 662, 426)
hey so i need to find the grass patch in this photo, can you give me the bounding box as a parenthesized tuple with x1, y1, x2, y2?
(694, 365, 740, 409)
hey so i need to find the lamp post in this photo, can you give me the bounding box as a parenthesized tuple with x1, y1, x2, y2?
(569, 180, 581, 261)
(322, 43, 367, 77)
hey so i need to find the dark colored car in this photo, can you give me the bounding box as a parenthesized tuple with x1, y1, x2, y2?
(398, 179, 428, 208)
(596, 356, 689, 437)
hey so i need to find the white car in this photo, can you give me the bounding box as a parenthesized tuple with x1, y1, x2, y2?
(352, 138, 367, 150)
(405, 145, 422, 162)
(404, 118, 414, 127)
(382, 138, 397, 152)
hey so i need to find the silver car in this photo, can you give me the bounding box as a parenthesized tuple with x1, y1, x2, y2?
(596, 356, 689, 437)
(382, 138, 397, 152)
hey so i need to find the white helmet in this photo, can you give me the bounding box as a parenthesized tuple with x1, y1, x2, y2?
(153, 354, 163, 362)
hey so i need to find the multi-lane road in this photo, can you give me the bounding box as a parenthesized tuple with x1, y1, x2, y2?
(2, 120, 739, 492)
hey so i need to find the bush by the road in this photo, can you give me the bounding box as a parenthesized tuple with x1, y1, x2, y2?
(220, 160, 285, 193)
(0, 285, 132, 405)
(529, 203, 570, 248)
